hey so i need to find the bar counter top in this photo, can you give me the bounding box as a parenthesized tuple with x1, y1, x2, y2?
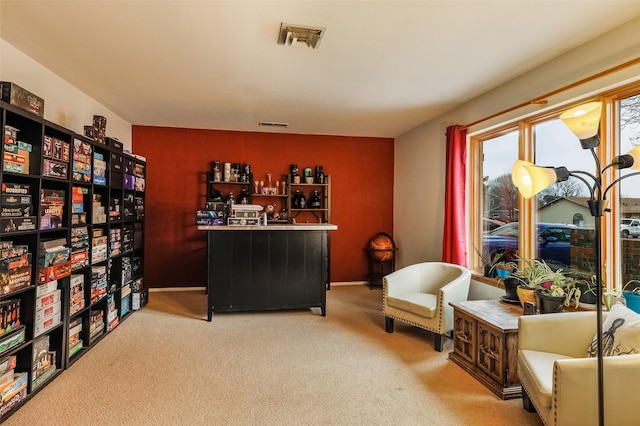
(198, 223, 338, 231)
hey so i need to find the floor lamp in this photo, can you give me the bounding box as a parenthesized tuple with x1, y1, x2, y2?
(512, 101, 640, 426)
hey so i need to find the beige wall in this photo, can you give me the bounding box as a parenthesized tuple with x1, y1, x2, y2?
(0, 39, 132, 150)
(394, 16, 640, 270)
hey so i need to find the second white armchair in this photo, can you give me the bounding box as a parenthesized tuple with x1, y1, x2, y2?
(382, 262, 471, 351)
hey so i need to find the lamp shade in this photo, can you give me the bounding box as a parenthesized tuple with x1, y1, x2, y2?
(624, 145, 640, 170)
(512, 162, 560, 199)
(511, 160, 529, 185)
(559, 102, 603, 140)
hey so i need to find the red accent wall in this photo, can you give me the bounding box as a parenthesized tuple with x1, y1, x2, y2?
(132, 126, 394, 287)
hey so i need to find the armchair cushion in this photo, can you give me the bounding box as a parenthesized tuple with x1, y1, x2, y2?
(586, 302, 640, 357)
(518, 350, 573, 410)
(386, 293, 437, 319)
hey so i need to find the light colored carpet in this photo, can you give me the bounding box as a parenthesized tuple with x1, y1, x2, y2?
(4, 286, 543, 425)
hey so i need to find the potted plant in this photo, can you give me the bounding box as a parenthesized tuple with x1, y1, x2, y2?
(510, 258, 580, 312)
(567, 256, 598, 306)
(474, 246, 504, 278)
(622, 279, 640, 313)
(490, 260, 517, 279)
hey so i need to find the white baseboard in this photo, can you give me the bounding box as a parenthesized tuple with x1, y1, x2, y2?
(330, 281, 368, 286)
(148, 282, 368, 292)
(149, 286, 205, 292)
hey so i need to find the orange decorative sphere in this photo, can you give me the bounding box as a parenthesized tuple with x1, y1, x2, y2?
(368, 233, 395, 262)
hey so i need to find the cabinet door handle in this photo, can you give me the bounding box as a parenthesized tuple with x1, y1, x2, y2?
(455, 330, 471, 343)
(479, 344, 498, 360)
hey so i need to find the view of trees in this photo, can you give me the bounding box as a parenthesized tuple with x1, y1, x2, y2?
(620, 94, 640, 145)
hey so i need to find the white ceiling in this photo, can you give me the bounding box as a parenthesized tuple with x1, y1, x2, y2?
(2, 1, 640, 138)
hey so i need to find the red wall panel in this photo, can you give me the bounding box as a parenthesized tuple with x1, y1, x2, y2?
(132, 126, 394, 287)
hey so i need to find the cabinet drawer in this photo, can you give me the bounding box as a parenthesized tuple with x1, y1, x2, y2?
(477, 322, 506, 385)
(452, 311, 476, 365)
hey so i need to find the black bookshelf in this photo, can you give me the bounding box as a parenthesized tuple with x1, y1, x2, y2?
(0, 99, 146, 420)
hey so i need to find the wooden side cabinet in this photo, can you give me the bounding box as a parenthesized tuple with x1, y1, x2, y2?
(449, 300, 522, 400)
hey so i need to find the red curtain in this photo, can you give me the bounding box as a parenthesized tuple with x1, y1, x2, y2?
(442, 125, 467, 266)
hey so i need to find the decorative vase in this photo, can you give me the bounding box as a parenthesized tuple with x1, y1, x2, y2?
(503, 277, 519, 301)
(603, 293, 625, 310)
(577, 282, 598, 305)
(623, 291, 640, 313)
(496, 267, 511, 279)
(535, 289, 565, 314)
(516, 285, 536, 308)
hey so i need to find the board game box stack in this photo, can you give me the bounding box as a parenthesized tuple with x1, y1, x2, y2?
(0, 299, 21, 336)
(93, 152, 107, 185)
(0, 241, 32, 296)
(1, 183, 36, 234)
(31, 334, 57, 390)
(109, 228, 121, 257)
(106, 294, 119, 332)
(3, 125, 32, 175)
(71, 138, 92, 183)
(90, 266, 107, 304)
(135, 195, 144, 221)
(37, 238, 71, 285)
(0, 81, 44, 117)
(92, 193, 106, 224)
(120, 284, 131, 317)
(69, 274, 85, 316)
(42, 135, 69, 179)
(134, 162, 145, 192)
(122, 225, 134, 252)
(34, 280, 61, 337)
(91, 228, 107, 263)
(39, 188, 65, 230)
(68, 318, 83, 359)
(89, 310, 104, 344)
(0, 354, 27, 419)
(70, 226, 89, 271)
(71, 186, 88, 226)
(109, 196, 121, 221)
(83, 115, 106, 145)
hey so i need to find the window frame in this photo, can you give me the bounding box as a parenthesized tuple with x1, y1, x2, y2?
(469, 82, 640, 291)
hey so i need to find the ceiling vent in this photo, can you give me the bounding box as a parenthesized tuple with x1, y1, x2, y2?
(278, 22, 326, 49)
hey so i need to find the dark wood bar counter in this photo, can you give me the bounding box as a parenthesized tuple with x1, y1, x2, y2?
(198, 224, 337, 321)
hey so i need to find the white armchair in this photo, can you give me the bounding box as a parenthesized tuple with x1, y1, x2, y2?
(518, 311, 640, 425)
(382, 262, 471, 351)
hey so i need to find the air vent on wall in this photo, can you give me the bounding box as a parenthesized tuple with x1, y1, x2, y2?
(259, 121, 289, 128)
(278, 22, 326, 49)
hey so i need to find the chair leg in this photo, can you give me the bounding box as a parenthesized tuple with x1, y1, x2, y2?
(522, 388, 536, 413)
(385, 317, 394, 333)
(433, 333, 444, 352)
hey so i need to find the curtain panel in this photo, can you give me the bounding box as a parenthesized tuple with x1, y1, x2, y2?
(442, 125, 467, 266)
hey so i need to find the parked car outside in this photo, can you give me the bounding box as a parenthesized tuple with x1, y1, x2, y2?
(621, 218, 640, 238)
(483, 217, 506, 233)
(482, 222, 578, 268)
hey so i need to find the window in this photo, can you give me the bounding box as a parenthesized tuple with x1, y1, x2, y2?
(471, 82, 640, 290)
(619, 93, 640, 285)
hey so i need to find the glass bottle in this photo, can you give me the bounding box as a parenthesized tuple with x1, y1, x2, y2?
(237, 189, 249, 205)
(213, 161, 221, 182)
(310, 190, 322, 208)
(290, 164, 300, 184)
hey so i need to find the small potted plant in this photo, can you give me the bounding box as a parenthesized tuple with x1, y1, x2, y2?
(474, 246, 505, 278)
(490, 260, 517, 279)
